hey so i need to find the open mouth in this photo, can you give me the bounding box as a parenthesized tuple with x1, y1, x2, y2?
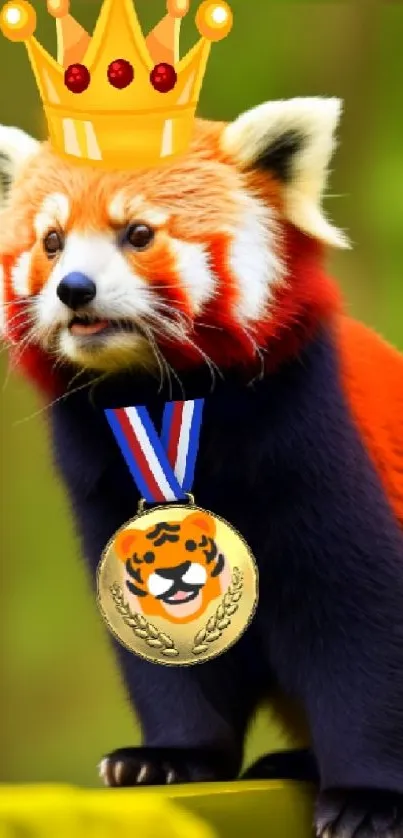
(160, 587, 201, 605)
(68, 315, 137, 338)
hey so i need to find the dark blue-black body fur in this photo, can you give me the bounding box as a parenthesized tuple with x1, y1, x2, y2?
(50, 326, 403, 791)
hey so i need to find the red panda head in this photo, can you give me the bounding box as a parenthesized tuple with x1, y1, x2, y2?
(0, 99, 348, 396)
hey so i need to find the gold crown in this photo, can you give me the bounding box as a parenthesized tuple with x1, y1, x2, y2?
(0, 0, 233, 169)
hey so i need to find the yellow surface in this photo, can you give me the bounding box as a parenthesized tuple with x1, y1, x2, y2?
(0, 782, 315, 838)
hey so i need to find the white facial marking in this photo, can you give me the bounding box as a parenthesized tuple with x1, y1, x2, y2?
(142, 207, 169, 227)
(36, 231, 154, 336)
(170, 238, 215, 314)
(107, 192, 132, 225)
(11, 249, 33, 297)
(229, 192, 283, 323)
(108, 191, 169, 228)
(34, 192, 70, 238)
(0, 127, 39, 211)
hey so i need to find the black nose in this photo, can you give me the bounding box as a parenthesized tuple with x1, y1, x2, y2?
(57, 272, 96, 309)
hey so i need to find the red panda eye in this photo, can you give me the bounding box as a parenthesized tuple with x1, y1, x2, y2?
(43, 230, 64, 257)
(125, 223, 155, 251)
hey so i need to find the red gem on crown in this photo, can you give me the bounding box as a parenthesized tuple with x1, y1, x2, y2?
(150, 63, 177, 93)
(64, 63, 91, 94)
(107, 59, 135, 90)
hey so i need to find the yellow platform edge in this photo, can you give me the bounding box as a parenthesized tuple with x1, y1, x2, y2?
(0, 781, 315, 838)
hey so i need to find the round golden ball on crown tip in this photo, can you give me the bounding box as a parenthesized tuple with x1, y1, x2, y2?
(47, 0, 70, 19)
(167, 0, 190, 19)
(0, 0, 36, 41)
(195, 0, 233, 41)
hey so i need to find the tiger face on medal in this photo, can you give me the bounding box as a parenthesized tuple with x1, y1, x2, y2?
(97, 399, 258, 666)
(97, 500, 258, 666)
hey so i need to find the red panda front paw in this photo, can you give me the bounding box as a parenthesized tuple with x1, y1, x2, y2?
(315, 789, 403, 838)
(99, 746, 236, 787)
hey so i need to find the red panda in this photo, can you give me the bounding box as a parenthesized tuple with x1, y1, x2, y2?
(1, 99, 403, 838)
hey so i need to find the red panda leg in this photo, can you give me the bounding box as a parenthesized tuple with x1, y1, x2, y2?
(99, 634, 266, 786)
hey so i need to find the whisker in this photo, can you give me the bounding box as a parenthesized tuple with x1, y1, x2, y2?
(160, 352, 185, 400)
(2, 325, 41, 392)
(0, 297, 33, 309)
(0, 303, 33, 317)
(152, 305, 194, 334)
(146, 314, 188, 343)
(144, 324, 186, 399)
(235, 324, 267, 386)
(247, 346, 266, 386)
(88, 373, 111, 409)
(13, 376, 102, 427)
(1, 313, 35, 333)
(5, 333, 40, 373)
(6, 323, 38, 358)
(141, 324, 166, 394)
(182, 335, 222, 393)
(197, 322, 224, 332)
(65, 366, 88, 394)
(0, 340, 15, 359)
(148, 312, 222, 394)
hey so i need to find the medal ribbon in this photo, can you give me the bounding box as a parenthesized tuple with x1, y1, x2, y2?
(104, 400, 205, 504)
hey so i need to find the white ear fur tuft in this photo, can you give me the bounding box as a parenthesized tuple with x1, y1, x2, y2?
(0, 125, 39, 208)
(222, 97, 350, 249)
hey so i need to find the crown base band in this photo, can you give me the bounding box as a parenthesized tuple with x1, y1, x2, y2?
(45, 106, 197, 170)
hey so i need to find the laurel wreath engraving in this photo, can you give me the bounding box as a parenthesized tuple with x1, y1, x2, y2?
(191, 568, 244, 656)
(110, 583, 179, 658)
(110, 568, 244, 661)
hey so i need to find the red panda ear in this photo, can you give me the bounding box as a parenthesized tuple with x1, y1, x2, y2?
(114, 529, 139, 561)
(221, 97, 350, 250)
(0, 126, 39, 208)
(185, 511, 216, 538)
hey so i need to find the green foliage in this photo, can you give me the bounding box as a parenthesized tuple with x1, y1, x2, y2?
(0, 0, 402, 786)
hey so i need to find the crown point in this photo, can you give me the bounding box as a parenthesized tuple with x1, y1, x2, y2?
(150, 62, 178, 93)
(64, 63, 90, 94)
(0, 0, 36, 42)
(195, 1, 233, 41)
(166, 0, 190, 18)
(107, 59, 134, 90)
(47, 0, 69, 19)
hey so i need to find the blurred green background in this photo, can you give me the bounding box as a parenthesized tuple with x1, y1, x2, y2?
(0, 0, 402, 787)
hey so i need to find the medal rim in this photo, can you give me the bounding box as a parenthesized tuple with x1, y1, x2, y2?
(96, 502, 259, 667)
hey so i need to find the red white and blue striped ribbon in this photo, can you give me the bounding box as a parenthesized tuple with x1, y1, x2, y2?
(104, 400, 205, 504)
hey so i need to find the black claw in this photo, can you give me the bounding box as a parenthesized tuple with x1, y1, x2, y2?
(100, 746, 235, 788)
(115, 759, 138, 787)
(136, 761, 166, 786)
(315, 790, 403, 838)
(103, 760, 116, 788)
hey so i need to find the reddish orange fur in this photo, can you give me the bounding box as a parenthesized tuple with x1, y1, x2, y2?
(0, 121, 242, 252)
(130, 229, 192, 317)
(337, 317, 403, 528)
(0, 118, 340, 393)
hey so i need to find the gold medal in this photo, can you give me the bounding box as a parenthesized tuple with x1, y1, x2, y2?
(97, 497, 258, 666)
